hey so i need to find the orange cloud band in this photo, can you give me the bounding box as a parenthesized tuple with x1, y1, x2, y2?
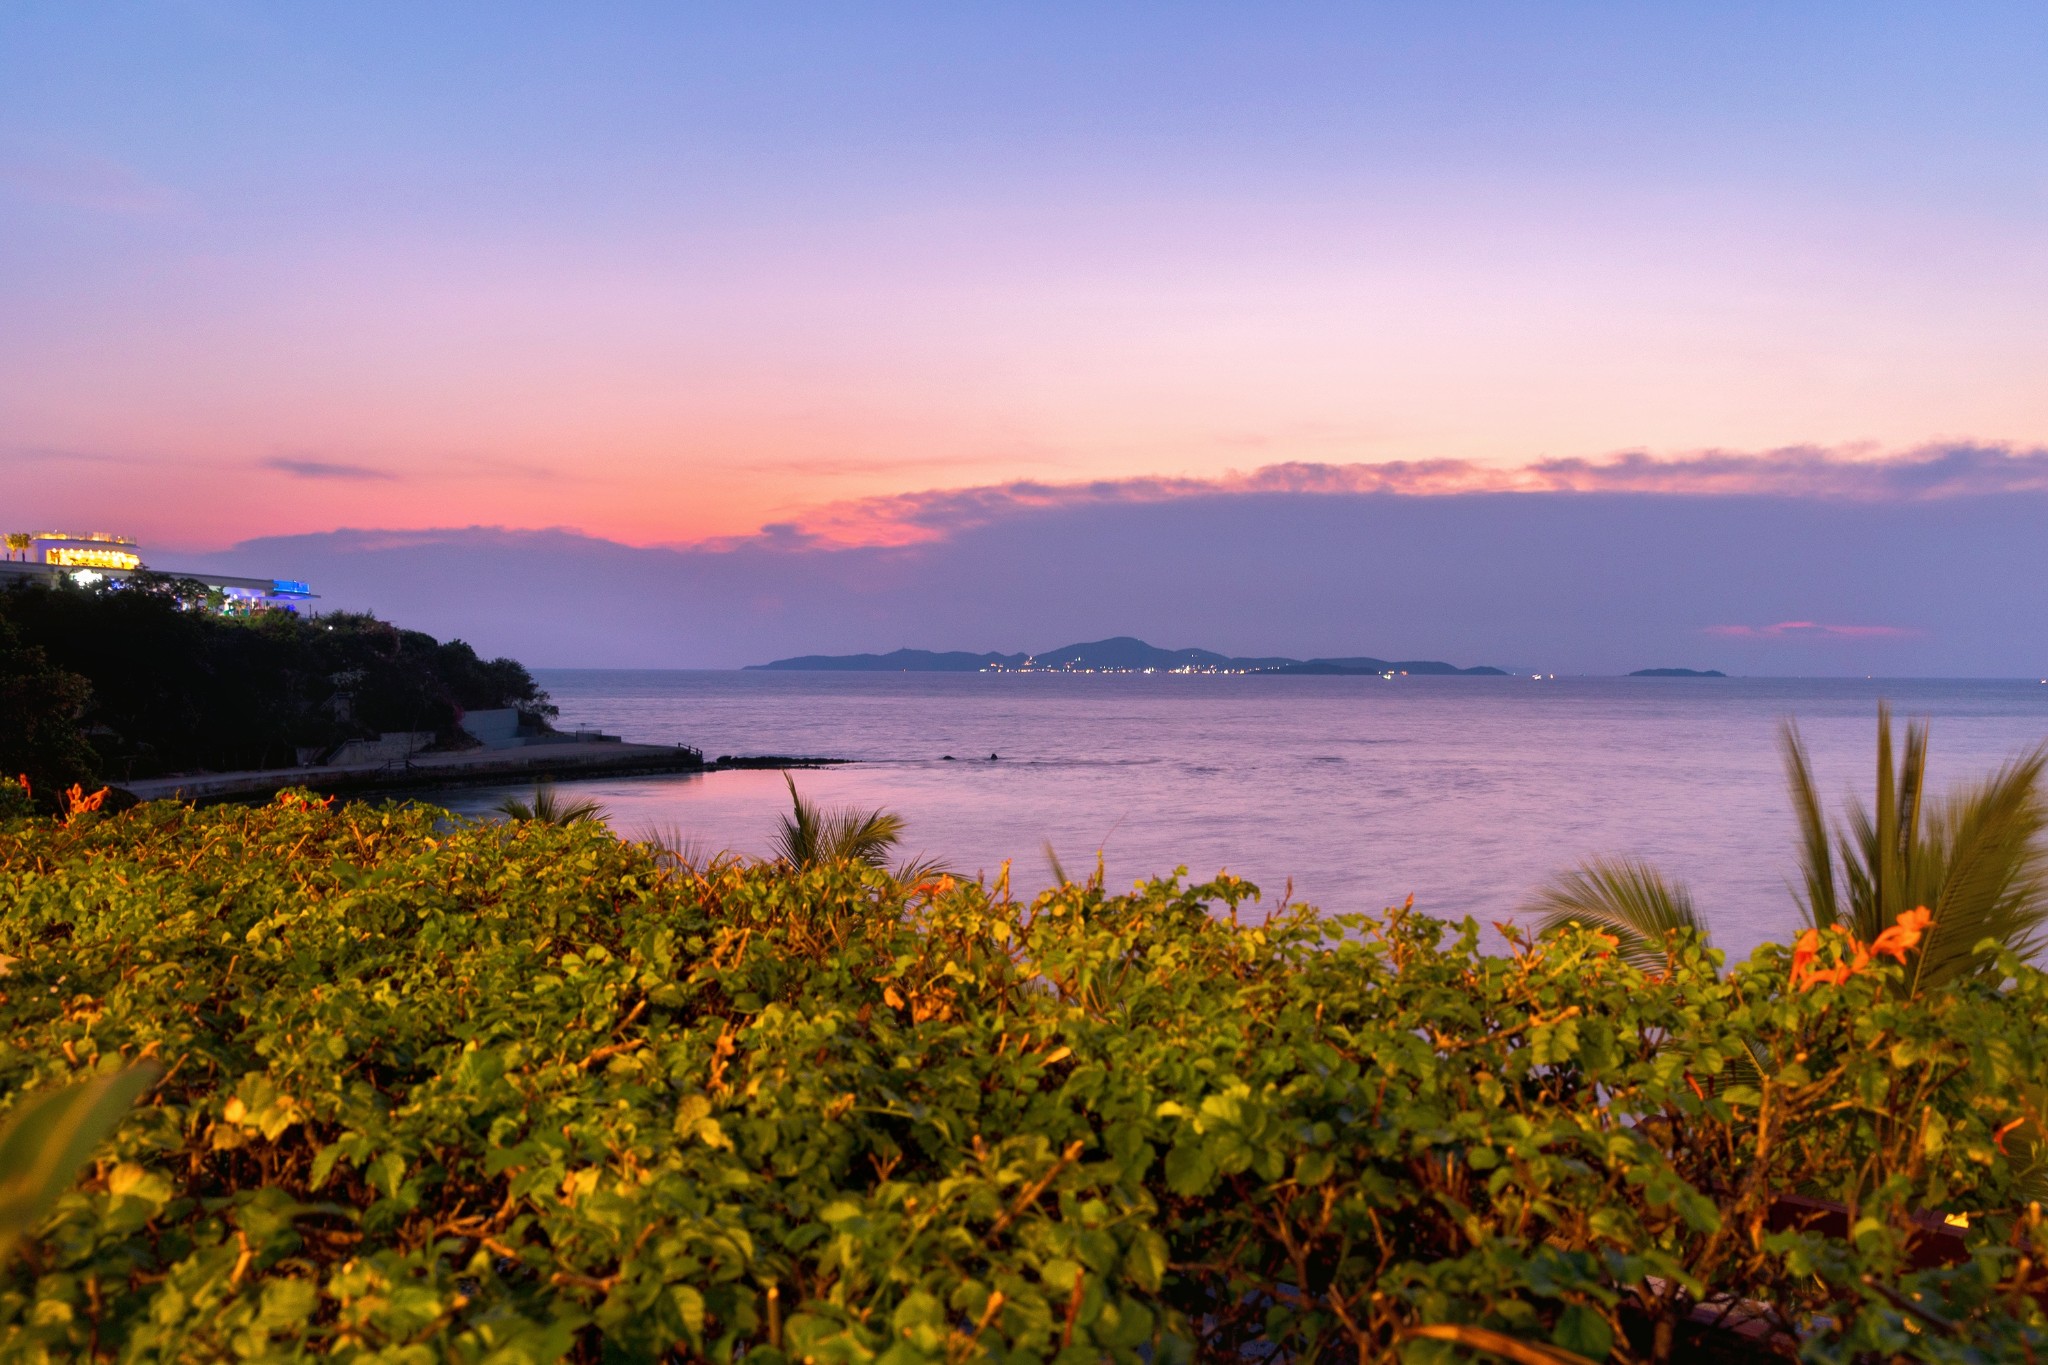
(765, 441, 2048, 550)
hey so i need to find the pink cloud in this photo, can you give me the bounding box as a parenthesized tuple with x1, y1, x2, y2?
(762, 442, 2048, 549)
(1703, 621, 1920, 640)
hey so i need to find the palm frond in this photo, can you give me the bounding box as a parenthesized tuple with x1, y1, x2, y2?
(1906, 745, 2048, 994)
(775, 774, 932, 874)
(1781, 720, 1840, 929)
(831, 808, 909, 867)
(1528, 856, 1705, 972)
(774, 774, 825, 866)
(637, 824, 733, 875)
(1899, 713, 1931, 902)
(495, 780, 604, 826)
(891, 853, 953, 885)
(1724, 1033, 1774, 1091)
(1043, 840, 1071, 887)
(1871, 701, 1903, 937)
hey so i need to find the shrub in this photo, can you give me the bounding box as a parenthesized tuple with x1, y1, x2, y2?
(2, 795, 2047, 1361)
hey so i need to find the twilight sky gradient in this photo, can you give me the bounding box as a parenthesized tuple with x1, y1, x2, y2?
(5, 4, 2048, 670)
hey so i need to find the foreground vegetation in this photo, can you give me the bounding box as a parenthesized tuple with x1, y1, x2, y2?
(5, 796, 2048, 1361)
(0, 577, 554, 799)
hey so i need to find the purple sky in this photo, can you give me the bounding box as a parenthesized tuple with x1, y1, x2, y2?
(183, 445, 2048, 675)
(7, 5, 2048, 670)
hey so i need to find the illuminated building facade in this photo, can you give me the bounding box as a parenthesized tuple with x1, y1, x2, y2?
(0, 531, 317, 614)
(2, 531, 147, 570)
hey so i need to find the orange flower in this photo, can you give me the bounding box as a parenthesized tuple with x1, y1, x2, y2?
(1870, 906, 1933, 963)
(1790, 908, 1933, 992)
(62, 784, 107, 819)
(1790, 929, 1821, 990)
(1795, 957, 1853, 992)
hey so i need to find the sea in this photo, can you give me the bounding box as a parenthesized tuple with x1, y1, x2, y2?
(420, 672, 2048, 958)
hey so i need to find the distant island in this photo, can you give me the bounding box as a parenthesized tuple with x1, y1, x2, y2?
(1630, 667, 1728, 678)
(748, 636, 1508, 676)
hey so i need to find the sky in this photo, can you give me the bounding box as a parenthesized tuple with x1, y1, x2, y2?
(188, 451, 2048, 674)
(6, 4, 2048, 669)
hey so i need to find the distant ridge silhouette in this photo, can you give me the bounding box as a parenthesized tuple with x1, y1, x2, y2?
(748, 636, 1507, 675)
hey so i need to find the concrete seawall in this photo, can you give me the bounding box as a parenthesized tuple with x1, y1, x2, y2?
(114, 739, 712, 805)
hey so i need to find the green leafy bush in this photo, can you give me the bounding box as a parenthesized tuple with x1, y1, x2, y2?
(3, 795, 2048, 1361)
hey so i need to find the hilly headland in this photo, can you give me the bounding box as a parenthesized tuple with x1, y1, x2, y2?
(748, 635, 1508, 675)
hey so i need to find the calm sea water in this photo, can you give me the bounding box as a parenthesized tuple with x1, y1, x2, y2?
(422, 673, 2048, 957)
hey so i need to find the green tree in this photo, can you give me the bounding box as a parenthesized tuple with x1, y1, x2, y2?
(1532, 702, 2048, 994)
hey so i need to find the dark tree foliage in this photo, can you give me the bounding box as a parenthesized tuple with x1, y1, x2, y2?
(0, 576, 554, 780)
(0, 616, 99, 799)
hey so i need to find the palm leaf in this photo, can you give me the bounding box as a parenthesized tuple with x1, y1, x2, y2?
(1871, 702, 1902, 937)
(1781, 720, 1840, 929)
(1043, 841, 1071, 886)
(0, 1063, 161, 1262)
(637, 824, 735, 876)
(1905, 747, 2048, 994)
(775, 775, 943, 880)
(773, 774, 824, 866)
(1899, 712, 1930, 905)
(496, 780, 604, 826)
(1528, 856, 1705, 972)
(891, 853, 952, 884)
(828, 808, 908, 867)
